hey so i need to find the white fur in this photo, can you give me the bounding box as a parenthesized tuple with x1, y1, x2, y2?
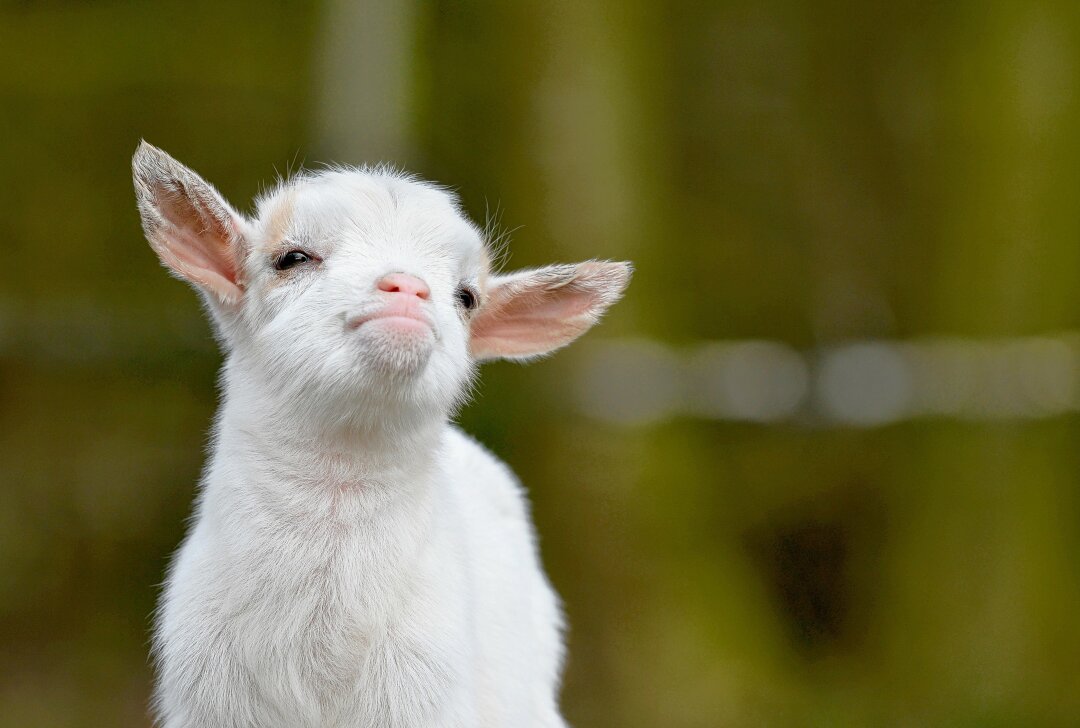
(132, 142, 630, 727)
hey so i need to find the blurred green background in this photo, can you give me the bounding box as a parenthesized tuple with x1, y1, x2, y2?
(3, 1, 1080, 726)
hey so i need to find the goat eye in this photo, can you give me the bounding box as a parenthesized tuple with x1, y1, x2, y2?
(275, 250, 314, 271)
(456, 285, 479, 311)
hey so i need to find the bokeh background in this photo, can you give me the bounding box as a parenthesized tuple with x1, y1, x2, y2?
(3, 1, 1080, 725)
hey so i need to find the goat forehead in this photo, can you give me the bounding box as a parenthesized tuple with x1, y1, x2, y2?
(257, 171, 482, 257)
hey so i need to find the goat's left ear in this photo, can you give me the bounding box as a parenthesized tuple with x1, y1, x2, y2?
(469, 260, 632, 361)
(132, 140, 250, 306)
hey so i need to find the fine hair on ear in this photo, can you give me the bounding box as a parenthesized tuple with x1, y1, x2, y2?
(469, 260, 632, 361)
(132, 141, 250, 309)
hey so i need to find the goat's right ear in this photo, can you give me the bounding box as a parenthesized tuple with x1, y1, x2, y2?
(132, 141, 249, 306)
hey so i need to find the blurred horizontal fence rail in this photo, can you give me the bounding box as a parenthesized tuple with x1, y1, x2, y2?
(6, 302, 1080, 428)
(576, 335, 1080, 427)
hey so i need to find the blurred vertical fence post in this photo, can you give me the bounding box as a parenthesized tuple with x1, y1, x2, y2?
(313, 0, 419, 163)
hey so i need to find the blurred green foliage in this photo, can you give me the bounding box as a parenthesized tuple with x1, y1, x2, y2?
(2, 1, 1080, 726)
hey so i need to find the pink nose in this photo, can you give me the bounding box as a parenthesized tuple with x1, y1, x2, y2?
(376, 272, 430, 300)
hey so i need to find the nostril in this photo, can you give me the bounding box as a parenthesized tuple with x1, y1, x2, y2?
(377, 272, 430, 300)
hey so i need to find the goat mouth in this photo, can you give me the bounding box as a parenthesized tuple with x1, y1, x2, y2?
(346, 308, 435, 335)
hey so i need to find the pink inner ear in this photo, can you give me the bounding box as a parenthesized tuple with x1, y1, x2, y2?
(470, 273, 609, 359)
(490, 281, 598, 321)
(471, 315, 593, 358)
(469, 261, 630, 360)
(151, 187, 243, 303)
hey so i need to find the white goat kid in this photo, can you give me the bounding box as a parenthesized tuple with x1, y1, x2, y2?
(132, 142, 630, 728)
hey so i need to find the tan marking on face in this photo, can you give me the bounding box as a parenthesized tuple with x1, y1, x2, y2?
(262, 190, 296, 256)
